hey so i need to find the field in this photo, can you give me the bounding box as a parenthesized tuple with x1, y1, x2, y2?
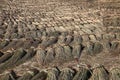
(0, 0, 120, 80)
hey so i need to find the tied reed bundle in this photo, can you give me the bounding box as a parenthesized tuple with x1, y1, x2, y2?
(90, 65, 109, 80)
(58, 68, 75, 80)
(0, 70, 16, 80)
(0, 48, 26, 73)
(110, 67, 120, 80)
(17, 69, 39, 80)
(46, 68, 60, 80)
(73, 67, 91, 80)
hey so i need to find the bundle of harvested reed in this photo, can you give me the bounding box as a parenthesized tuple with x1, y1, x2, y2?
(0, 52, 13, 64)
(17, 69, 39, 80)
(58, 68, 75, 80)
(110, 67, 120, 80)
(0, 40, 9, 49)
(46, 68, 60, 80)
(31, 70, 47, 80)
(0, 48, 26, 73)
(73, 67, 91, 80)
(0, 70, 16, 80)
(90, 65, 109, 80)
(16, 48, 36, 66)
